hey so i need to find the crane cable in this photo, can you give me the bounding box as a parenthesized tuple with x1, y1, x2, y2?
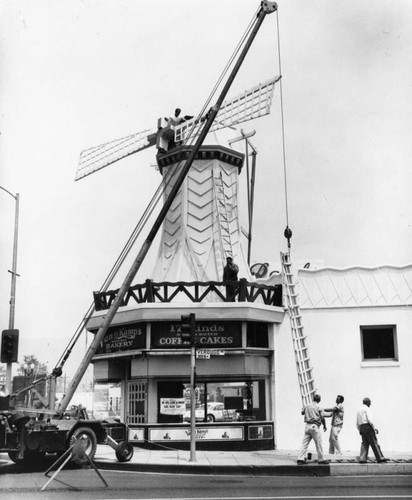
(275, 10, 292, 251)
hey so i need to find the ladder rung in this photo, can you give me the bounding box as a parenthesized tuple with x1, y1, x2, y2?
(299, 376, 314, 385)
(297, 366, 312, 372)
(292, 335, 306, 341)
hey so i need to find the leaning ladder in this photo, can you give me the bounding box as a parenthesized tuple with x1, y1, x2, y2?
(214, 171, 233, 259)
(281, 252, 316, 406)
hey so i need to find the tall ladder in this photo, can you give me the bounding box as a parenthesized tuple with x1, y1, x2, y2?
(214, 171, 233, 258)
(281, 252, 316, 406)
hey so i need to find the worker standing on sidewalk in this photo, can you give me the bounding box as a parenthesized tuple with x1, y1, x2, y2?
(325, 394, 345, 455)
(297, 394, 330, 465)
(356, 397, 389, 463)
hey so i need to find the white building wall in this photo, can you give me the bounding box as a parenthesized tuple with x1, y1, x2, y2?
(275, 304, 411, 453)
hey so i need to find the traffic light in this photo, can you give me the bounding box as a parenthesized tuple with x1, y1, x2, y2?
(180, 313, 196, 345)
(1, 329, 19, 363)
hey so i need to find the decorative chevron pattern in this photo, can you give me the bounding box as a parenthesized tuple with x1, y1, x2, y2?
(151, 155, 248, 283)
(298, 265, 412, 308)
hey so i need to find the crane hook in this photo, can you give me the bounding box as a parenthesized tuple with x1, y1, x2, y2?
(284, 226, 292, 249)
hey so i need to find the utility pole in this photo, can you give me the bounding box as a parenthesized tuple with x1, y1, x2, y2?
(0, 186, 20, 395)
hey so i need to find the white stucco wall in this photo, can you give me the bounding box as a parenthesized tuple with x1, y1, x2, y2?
(274, 304, 411, 453)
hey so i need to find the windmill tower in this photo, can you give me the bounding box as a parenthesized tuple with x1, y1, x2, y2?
(76, 77, 279, 286)
(151, 132, 249, 283)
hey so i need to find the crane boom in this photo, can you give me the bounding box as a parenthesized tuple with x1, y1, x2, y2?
(59, 0, 278, 413)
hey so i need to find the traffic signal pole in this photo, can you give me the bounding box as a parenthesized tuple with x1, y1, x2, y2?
(190, 344, 196, 462)
(0, 187, 20, 395)
(181, 313, 197, 461)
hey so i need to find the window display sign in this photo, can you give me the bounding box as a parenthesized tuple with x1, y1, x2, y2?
(96, 323, 146, 354)
(160, 398, 186, 415)
(148, 426, 244, 442)
(128, 428, 145, 442)
(151, 321, 242, 349)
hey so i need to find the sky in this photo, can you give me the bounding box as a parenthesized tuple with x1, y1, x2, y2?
(1, 0, 411, 378)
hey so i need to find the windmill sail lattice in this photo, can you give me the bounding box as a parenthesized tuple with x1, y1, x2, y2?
(175, 76, 280, 144)
(75, 76, 280, 182)
(76, 128, 156, 181)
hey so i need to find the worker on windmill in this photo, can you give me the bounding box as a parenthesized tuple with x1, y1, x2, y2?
(223, 256, 239, 301)
(165, 108, 186, 127)
(157, 108, 194, 153)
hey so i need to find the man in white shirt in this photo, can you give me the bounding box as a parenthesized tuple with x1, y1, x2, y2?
(356, 397, 388, 463)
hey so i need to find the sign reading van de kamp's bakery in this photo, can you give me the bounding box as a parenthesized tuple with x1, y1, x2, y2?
(151, 321, 242, 349)
(96, 323, 146, 354)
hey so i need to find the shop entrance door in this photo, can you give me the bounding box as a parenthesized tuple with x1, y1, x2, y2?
(127, 381, 146, 424)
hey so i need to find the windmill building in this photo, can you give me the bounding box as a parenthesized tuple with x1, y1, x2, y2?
(82, 82, 412, 453)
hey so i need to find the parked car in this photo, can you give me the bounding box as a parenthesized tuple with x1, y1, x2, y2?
(184, 402, 239, 422)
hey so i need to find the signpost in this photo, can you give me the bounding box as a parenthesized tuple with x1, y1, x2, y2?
(180, 313, 197, 462)
(0, 187, 20, 395)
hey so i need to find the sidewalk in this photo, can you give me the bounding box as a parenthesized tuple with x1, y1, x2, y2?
(94, 445, 412, 477)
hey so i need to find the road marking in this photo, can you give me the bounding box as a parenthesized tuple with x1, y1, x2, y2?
(95, 496, 412, 500)
(102, 469, 411, 481)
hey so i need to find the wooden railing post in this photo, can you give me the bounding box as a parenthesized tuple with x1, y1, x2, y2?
(145, 279, 154, 302)
(238, 278, 248, 302)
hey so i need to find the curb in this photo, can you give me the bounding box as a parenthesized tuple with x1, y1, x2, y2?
(94, 460, 412, 477)
(94, 460, 330, 477)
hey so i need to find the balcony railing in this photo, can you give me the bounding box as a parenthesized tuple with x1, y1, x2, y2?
(93, 278, 282, 311)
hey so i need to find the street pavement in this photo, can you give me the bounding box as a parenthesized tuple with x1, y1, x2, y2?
(93, 445, 412, 477)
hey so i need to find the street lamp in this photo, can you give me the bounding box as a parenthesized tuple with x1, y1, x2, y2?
(0, 185, 20, 395)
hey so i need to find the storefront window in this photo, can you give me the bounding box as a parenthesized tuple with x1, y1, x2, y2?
(182, 380, 265, 423)
(93, 383, 122, 419)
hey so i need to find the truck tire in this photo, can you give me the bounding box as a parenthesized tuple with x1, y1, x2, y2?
(115, 441, 134, 462)
(68, 426, 97, 464)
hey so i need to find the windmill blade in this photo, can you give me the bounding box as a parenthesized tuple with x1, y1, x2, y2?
(76, 128, 157, 181)
(174, 75, 281, 144)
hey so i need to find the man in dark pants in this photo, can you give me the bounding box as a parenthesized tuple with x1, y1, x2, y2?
(223, 256, 239, 301)
(356, 397, 388, 463)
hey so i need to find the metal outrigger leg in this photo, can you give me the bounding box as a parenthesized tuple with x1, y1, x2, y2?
(41, 439, 108, 492)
